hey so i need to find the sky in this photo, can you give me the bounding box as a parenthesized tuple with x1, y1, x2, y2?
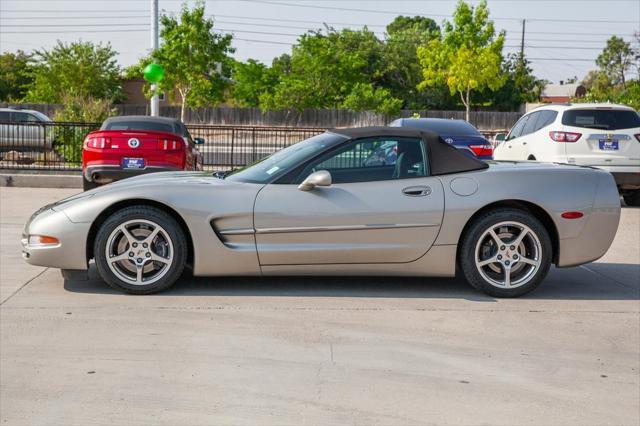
(1, 0, 639, 84)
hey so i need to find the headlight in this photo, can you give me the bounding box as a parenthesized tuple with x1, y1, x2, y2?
(28, 235, 60, 247)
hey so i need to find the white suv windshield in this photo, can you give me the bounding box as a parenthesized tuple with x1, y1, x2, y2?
(562, 109, 640, 130)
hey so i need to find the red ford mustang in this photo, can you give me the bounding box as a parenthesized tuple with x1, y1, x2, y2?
(82, 116, 204, 190)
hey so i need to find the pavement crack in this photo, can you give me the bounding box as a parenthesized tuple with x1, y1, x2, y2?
(0, 268, 48, 306)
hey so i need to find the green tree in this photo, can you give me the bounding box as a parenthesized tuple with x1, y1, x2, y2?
(25, 41, 122, 103)
(260, 28, 401, 113)
(417, 0, 505, 120)
(596, 36, 634, 88)
(381, 16, 449, 109)
(0, 51, 33, 102)
(581, 69, 613, 98)
(52, 94, 116, 163)
(230, 59, 278, 107)
(151, 2, 234, 121)
(342, 83, 403, 115)
(487, 53, 544, 110)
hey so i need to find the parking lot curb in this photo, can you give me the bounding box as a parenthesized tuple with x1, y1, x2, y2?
(0, 172, 82, 189)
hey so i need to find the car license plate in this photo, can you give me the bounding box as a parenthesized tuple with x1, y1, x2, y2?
(598, 140, 619, 151)
(123, 158, 145, 169)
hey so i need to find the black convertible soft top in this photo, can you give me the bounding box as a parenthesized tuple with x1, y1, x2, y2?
(329, 126, 488, 175)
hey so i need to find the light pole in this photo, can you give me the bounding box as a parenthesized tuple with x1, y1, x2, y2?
(150, 0, 159, 116)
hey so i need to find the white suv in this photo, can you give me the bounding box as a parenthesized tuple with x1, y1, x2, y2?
(494, 103, 640, 206)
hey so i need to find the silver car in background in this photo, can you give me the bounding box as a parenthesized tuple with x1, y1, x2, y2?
(0, 108, 54, 151)
(22, 127, 621, 298)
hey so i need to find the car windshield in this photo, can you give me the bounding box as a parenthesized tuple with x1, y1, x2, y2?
(103, 120, 175, 133)
(394, 119, 482, 136)
(225, 132, 347, 184)
(29, 111, 51, 122)
(562, 109, 640, 130)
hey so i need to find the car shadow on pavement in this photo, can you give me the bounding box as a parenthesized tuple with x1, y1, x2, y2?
(63, 262, 639, 301)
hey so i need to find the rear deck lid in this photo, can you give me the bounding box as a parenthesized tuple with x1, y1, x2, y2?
(562, 108, 640, 166)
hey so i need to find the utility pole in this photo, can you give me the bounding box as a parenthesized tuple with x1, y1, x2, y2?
(150, 0, 159, 116)
(519, 19, 526, 68)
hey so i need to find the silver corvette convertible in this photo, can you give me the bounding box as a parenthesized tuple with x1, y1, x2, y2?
(22, 127, 621, 297)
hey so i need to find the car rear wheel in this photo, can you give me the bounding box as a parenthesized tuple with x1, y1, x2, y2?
(459, 209, 552, 297)
(623, 190, 640, 207)
(94, 206, 187, 294)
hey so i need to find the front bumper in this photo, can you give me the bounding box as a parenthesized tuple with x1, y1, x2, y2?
(22, 207, 91, 270)
(84, 165, 180, 184)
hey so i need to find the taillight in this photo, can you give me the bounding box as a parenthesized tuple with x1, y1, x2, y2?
(84, 136, 111, 149)
(157, 138, 182, 150)
(549, 131, 581, 142)
(469, 144, 494, 157)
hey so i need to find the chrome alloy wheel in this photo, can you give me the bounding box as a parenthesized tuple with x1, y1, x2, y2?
(105, 219, 174, 286)
(474, 221, 542, 289)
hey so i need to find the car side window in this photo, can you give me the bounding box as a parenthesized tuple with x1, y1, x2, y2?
(507, 115, 529, 140)
(521, 112, 540, 137)
(534, 110, 558, 131)
(13, 112, 39, 122)
(298, 137, 427, 184)
(0, 111, 11, 122)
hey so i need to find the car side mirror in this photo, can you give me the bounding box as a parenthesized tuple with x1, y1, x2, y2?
(494, 133, 506, 143)
(194, 137, 205, 145)
(298, 170, 332, 191)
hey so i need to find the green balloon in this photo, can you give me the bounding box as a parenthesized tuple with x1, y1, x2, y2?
(143, 63, 165, 83)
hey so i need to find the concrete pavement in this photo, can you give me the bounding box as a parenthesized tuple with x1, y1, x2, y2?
(1, 187, 638, 425)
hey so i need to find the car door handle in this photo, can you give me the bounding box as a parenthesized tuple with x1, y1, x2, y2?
(402, 186, 431, 197)
(522, 142, 527, 145)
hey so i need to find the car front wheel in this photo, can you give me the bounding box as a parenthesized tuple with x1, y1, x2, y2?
(459, 209, 552, 297)
(94, 206, 187, 294)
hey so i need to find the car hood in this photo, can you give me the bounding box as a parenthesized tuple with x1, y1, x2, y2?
(54, 171, 263, 224)
(88, 171, 227, 193)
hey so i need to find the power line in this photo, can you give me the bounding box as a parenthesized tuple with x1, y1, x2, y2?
(237, 0, 640, 24)
(1, 9, 150, 13)
(234, 38, 293, 45)
(2, 23, 150, 27)
(0, 29, 148, 34)
(527, 58, 594, 62)
(1, 15, 151, 20)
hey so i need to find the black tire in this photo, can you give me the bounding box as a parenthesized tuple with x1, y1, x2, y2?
(623, 190, 640, 207)
(82, 176, 99, 191)
(94, 206, 187, 294)
(459, 208, 553, 298)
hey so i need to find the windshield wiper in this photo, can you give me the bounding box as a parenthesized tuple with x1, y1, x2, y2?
(213, 169, 237, 179)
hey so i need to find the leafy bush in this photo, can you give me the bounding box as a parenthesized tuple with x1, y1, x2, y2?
(52, 95, 116, 164)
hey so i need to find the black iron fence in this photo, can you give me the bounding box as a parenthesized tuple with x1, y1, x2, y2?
(187, 125, 324, 169)
(0, 121, 503, 171)
(0, 121, 324, 171)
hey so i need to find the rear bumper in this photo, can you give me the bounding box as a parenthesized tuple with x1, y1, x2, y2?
(575, 166, 640, 188)
(557, 172, 621, 267)
(84, 165, 181, 183)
